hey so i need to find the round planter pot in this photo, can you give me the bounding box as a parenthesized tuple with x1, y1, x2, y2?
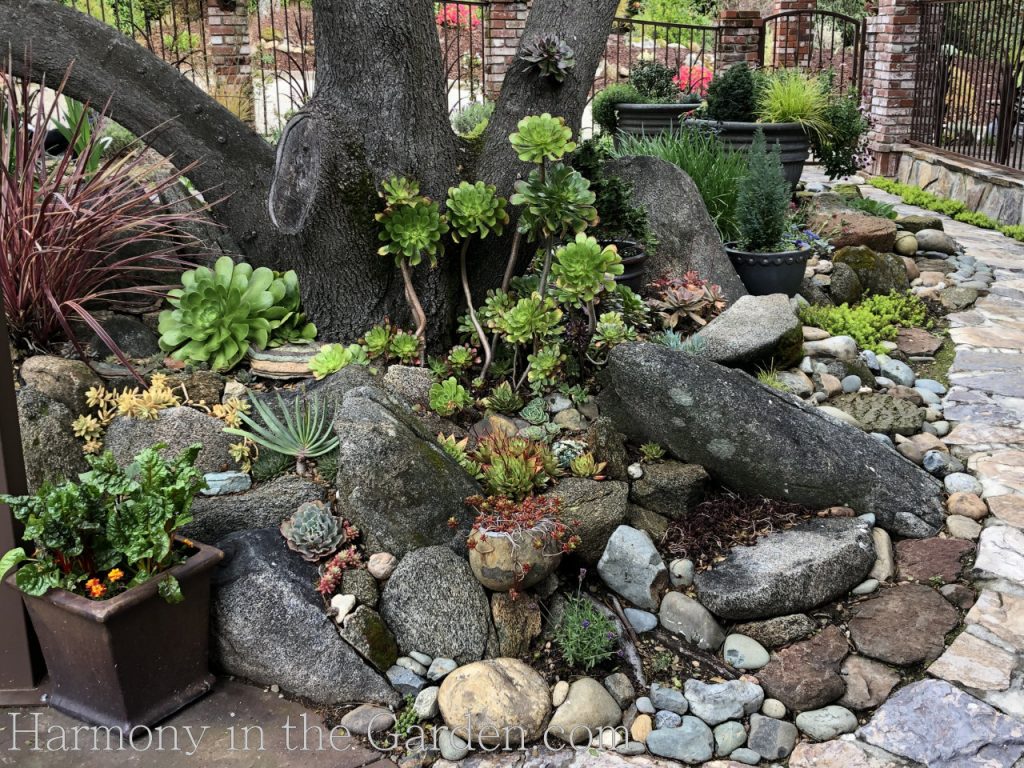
(468, 527, 562, 592)
(726, 243, 812, 297)
(686, 119, 809, 189)
(603, 239, 649, 293)
(615, 102, 702, 139)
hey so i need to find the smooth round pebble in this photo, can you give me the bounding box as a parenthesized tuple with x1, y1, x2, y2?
(731, 747, 761, 765)
(841, 375, 861, 393)
(438, 729, 469, 761)
(714, 721, 747, 756)
(946, 515, 982, 540)
(635, 696, 655, 714)
(552, 680, 569, 707)
(852, 578, 879, 595)
(669, 558, 695, 587)
(933, 420, 950, 436)
(624, 608, 659, 634)
(761, 699, 786, 719)
(794, 705, 858, 741)
(722, 634, 770, 670)
(655, 710, 682, 730)
(945, 472, 983, 496)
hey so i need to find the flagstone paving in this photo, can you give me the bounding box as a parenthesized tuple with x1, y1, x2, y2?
(849, 183, 1024, 762)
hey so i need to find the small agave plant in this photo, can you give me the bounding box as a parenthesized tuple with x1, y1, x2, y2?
(281, 501, 352, 562)
(223, 390, 339, 476)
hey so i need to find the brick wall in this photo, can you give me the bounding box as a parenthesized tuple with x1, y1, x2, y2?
(769, 0, 816, 69)
(864, 0, 921, 175)
(484, 0, 530, 100)
(715, 10, 763, 71)
(207, 0, 253, 122)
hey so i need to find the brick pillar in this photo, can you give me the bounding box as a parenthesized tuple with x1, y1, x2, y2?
(207, 0, 253, 124)
(485, 0, 530, 101)
(715, 10, 763, 72)
(865, 0, 921, 176)
(770, 0, 816, 69)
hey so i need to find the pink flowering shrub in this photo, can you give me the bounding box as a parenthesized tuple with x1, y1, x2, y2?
(675, 65, 713, 97)
(436, 4, 482, 30)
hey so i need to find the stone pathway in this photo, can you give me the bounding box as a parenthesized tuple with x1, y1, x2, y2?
(798, 180, 1024, 766)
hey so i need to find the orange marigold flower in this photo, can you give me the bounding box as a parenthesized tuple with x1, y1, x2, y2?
(88, 583, 107, 599)
(181, 538, 194, 548)
(107, 568, 124, 583)
(85, 578, 101, 590)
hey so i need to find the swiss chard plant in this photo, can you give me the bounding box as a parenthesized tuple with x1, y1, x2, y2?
(0, 445, 206, 603)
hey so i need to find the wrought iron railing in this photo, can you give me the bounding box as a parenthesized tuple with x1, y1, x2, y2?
(759, 9, 866, 94)
(910, 0, 1024, 172)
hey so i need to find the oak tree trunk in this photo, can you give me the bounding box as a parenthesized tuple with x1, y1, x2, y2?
(1, 0, 619, 341)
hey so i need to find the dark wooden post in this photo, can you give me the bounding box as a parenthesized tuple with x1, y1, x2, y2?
(0, 299, 45, 703)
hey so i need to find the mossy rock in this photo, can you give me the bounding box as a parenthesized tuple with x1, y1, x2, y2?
(896, 214, 943, 233)
(339, 606, 399, 673)
(832, 183, 863, 200)
(834, 246, 909, 297)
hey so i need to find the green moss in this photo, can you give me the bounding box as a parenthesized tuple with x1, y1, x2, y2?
(799, 292, 929, 353)
(911, 335, 955, 388)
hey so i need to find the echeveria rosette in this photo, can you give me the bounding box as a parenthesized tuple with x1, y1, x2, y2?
(266, 269, 317, 347)
(511, 163, 598, 240)
(308, 343, 368, 380)
(446, 181, 510, 242)
(551, 233, 623, 306)
(158, 256, 279, 372)
(591, 311, 637, 351)
(493, 293, 563, 345)
(509, 113, 577, 164)
(520, 35, 577, 83)
(280, 501, 347, 562)
(376, 199, 449, 268)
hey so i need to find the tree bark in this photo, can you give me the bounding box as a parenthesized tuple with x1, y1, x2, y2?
(1, 0, 619, 343)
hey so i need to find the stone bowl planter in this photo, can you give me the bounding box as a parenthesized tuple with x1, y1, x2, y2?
(8, 539, 223, 730)
(686, 119, 809, 189)
(725, 243, 812, 297)
(615, 102, 702, 139)
(468, 527, 562, 592)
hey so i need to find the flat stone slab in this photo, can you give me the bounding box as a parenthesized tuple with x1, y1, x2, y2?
(948, 371, 1024, 398)
(757, 625, 849, 713)
(694, 518, 875, 621)
(895, 537, 975, 583)
(848, 584, 959, 666)
(974, 525, 1024, 586)
(858, 679, 1024, 767)
(896, 327, 942, 356)
(827, 393, 925, 436)
(692, 293, 802, 367)
(929, 631, 1015, 691)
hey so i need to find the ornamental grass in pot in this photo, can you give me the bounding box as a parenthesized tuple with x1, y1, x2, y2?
(0, 444, 222, 731)
(725, 129, 813, 297)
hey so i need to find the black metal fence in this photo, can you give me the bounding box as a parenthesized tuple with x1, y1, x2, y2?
(910, 0, 1024, 172)
(759, 9, 866, 94)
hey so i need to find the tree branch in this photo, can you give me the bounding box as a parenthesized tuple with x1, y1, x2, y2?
(0, 0, 288, 263)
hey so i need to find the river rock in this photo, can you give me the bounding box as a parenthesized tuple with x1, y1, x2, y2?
(692, 294, 803, 368)
(659, 591, 725, 651)
(646, 716, 715, 763)
(380, 546, 492, 665)
(683, 679, 764, 726)
(733, 614, 817, 649)
(915, 228, 957, 254)
(747, 713, 799, 760)
(597, 343, 945, 537)
(210, 528, 398, 706)
(795, 705, 858, 741)
(604, 155, 747, 302)
(597, 525, 668, 611)
(332, 384, 480, 558)
(722, 634, 770, 670)
(437, 659, 551, 746)
(693, 518, 875, 620)
(547, 677, 622, 741)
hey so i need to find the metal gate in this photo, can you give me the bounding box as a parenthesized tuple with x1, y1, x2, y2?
(759, 9, 867, 94)
(909, 0, 1024, 173)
